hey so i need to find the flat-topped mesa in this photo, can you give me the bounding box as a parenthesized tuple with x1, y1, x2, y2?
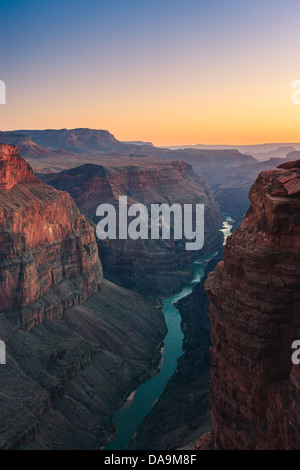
(0, 144, 39, 189)
(0, 144, 102, 330)
(200, 163, 300, 450)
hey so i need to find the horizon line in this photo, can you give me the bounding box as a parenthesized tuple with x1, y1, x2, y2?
(1, 128, 300, 149)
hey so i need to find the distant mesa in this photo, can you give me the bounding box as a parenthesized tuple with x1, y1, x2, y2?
(285, 150, 300, 161)
(14, 128, 120, 153)
(251, 146, 297, 162)
(0, 128, 256, 165)
(166, 143, 300, 162)
(123, 141, 154, 147)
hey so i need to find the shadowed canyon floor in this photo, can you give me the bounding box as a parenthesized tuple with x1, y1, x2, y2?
(1, 280, 166, 450)
(127, 220, 232, 450)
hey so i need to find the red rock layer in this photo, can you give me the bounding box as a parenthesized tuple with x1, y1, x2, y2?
(43, 160, 220, 272)
(0, 144, 39, 189)
(0, 144, 102, 331)
(203, 161, 300, 449)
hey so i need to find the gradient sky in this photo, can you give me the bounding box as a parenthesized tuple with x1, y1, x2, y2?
(1, 0, 300, 146)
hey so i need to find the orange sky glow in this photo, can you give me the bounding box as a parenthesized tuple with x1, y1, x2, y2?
(1, 0, 300, 146)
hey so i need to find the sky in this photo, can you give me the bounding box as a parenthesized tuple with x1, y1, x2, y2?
(1, 0, 300, 146)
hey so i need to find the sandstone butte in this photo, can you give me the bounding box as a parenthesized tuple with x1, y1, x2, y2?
(0, 143, 103, 331)
(194, 160, 300, 450)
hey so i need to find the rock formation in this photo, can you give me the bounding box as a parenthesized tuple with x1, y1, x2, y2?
(0, 144, 39, 189)
(0, 144, 166, 449)
(42, 160, 220, 275)
(0, 144, 102, 330)
(196, 161, 300, 449)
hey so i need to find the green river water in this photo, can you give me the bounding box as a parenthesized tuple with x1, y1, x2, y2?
(105, 217, 233, 450)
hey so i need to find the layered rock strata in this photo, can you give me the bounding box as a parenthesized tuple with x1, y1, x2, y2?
(0, 144, 102, 330)
(197, 161, 300, 450)
(0, 144, 166, 449)
(42, 160, 220, 273)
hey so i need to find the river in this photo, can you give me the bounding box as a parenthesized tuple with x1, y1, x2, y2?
(105, 216, 234, 450)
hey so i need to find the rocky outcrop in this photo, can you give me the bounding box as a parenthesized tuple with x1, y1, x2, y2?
(0, 144, 166, 449)
(278, 159, 300, 170)
(42, 160, 220, 274)
(0, 144, 39, 189)
(0, 144, 102, 330)
(198, 161, 300, 449)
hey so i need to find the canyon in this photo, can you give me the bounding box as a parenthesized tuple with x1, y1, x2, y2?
(0, 142, 221, 450)
(194, 160, 300, 450)
(1, 134, 299, 451)
(1, 128, 290, 226)
(0, 144, 166, 449)
(127, 219, 234, 450)
(40, 159, 220, 292)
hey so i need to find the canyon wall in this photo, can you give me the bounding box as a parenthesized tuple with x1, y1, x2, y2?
(0, 144, 166, 449)
(42, 160, 220, 275)
(197, 161, 300, 449)
(129, 255, 223, 450)
(0, 144, 103, 330)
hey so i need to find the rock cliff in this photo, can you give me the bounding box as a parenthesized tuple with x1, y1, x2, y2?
(0, 144, 39, 189)
(196, 161, 300, 449)
(0, 144, 102, 330)
(0, 144, 166, 449)
(42, 160, 220, 274)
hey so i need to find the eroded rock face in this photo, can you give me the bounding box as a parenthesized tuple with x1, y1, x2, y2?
(0, 144, 166, 450)
(202, 164, 300, 450)
(42, 160, 220, 272)
(0, 280, 166, 450)
(0, 144, 102, 330)
(0, 144, 39, 189)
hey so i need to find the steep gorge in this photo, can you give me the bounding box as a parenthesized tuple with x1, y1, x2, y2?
(0, 144, 166, 449)
(42, 160, 220, 285)
(195, 161, 300, 450)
